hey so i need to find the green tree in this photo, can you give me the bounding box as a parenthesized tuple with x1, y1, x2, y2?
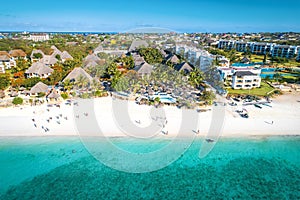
(189, 69, 204, 88)
(55, 54, 61, 61)
(75, 75, 89, 89)
(201, 91, 215, 105)
(33, 53, 43, 59)
(0, 74, 10, 90)
(23, 77, 41, 88)
(63, 79, 73, 91)
(12, 97, 23, 105)
(138, 48, 163, 65)
(61, 93, 68, 100)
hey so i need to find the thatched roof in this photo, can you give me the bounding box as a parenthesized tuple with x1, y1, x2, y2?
(47, 89, 60, 99)
(0, 55, 10, 61)
(40, 55, 58, 65)
(0, 51, 10, 57)
(61, 51, 73, 60)
(174, 62, 193, 73)
(83, 54, 103, 68)
(25, 62, 54, 76)
(30, 50, 45, 59)
(30, 82, 48, 94)
(133, 55, 145, 66)
(63, 67, 93, 83)
(166, 54, 180, 64)
(9, 49, 26, 57)
(129, 40, 149, 52)
(94, 44, 103, 53)
(134, 62, 153, 75)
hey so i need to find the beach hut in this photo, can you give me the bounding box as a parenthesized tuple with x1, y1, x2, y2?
(166, 54, 180, 64)
(47, 89, 60, 101)
(63, 67, 94, 84)
(174, 62, 193, 74)
(128, 40, 149, 52)
(134, 62, 153, 77)
(30, 81, 49, 95)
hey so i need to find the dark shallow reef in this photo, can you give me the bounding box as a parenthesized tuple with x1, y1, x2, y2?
(1, 154, 299, 200)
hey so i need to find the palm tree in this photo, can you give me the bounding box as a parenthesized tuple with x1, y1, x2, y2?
(76, 75, 88, 89)
(63, 79, 73, 92)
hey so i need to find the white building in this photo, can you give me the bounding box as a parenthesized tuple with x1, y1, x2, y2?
(232, 71, 261, 89)
(25, 62, 54, 78)
(235, 41, 253, 52)
(175, 45, 213, 70)
(0, 51, 16, 73)
(251, 43, 274, 55)
(272, 45, 298, 58)
(217, 39, 299, 59)
(218, 40, 235, 50)
(297, 48, 300, 61)
(28, 34, 50, 42)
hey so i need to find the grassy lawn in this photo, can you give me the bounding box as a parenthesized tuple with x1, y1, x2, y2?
(227, 82, 274, 96)
(250, 55, 264, 63)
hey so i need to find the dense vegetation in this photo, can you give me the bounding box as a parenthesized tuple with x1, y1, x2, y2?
(138, 48, 164, 64)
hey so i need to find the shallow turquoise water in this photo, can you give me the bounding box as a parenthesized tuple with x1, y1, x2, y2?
(0, 136, 299, 199)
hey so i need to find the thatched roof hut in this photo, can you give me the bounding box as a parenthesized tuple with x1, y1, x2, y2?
(63, 67, 93, 83)
(47, 89, 60, 99)
(129, 40, 149, 52)
(30, 82, 48, 94)
(134, 62, 153, 76)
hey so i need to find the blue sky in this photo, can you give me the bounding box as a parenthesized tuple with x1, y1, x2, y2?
(0, 0, 299, 32)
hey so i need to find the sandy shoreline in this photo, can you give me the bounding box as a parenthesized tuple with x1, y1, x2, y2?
(0, 93, 300, 138)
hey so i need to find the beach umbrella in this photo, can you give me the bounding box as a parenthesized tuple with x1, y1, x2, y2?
(19, 86, 26, 91)
(10, 91, 19, 97)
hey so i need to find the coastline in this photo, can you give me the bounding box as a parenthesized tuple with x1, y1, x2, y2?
(0, 92, 299, 138)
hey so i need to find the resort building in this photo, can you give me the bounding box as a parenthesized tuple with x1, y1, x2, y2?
(29, 81, 49, 96)
(128, 40, 149, 52)
(9, 49, 27, 60)
(30, 50, 45, 62)
(132, 53, 146, 66)
(271, 45, 298, 58)
(217, 39, 299, 58)
(232, 71, 261, 89)
(175, 45, 213, 70)
(297, 48, 300, 61)
(63, 67, 93, 84)
(251, 43, 273, 55)
(25, 62, 54, 78)
(83, 53, 105, 68)
(218, 66, 261, 88)
(218, 40, 235, 50)
(217, 56, 230, 67)
(30, 47, 73, 66)
(134, 62, 153, 77)
(28, 34, 50, 42)
(174, 62, 193, 73)
(165, 54, 180, 64)
(40, 55, 58, 66)
(0, 51, 16, 73)
(235, 41, 252, 52)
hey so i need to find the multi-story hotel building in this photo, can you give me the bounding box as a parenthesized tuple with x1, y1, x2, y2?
(272, 45, 298, 58)
(232, 71, 261, 89)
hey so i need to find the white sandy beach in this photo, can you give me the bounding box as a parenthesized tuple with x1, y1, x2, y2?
(0, 93, 299, 137)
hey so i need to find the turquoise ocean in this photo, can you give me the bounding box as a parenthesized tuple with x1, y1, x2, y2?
(0, 136, 299, 199)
